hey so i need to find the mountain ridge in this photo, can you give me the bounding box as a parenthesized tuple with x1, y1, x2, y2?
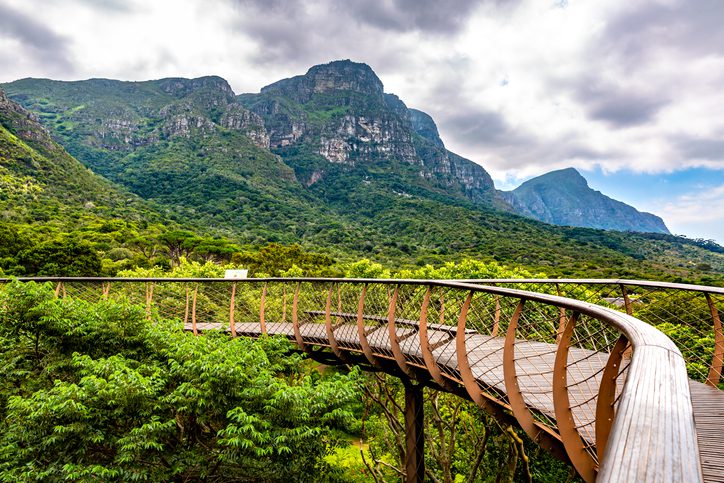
(4, 62, 667, 234)
(0, 87, 154, 224)
(502, 168, 669, 234)
(4, 62, 722, 280)
(240, 59, 502, 206)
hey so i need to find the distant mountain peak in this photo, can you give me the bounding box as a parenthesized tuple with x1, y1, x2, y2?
(240, 59, 500, 203)
(524, 167, 588, 187)
(503, 167, 670, 234)
(154, 76, 234, 98)
(307, 59, 378, 77)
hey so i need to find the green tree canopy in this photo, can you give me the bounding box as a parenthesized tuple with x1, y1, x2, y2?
(0, 281, 360, 481)
(17, 238, 102, 276)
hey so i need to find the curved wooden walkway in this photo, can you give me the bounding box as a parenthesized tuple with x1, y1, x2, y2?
(189, 319, 723, 482)
(5, 276, 720, 482)
(189, 319, 609, 441)
(690, 382, 724, 483)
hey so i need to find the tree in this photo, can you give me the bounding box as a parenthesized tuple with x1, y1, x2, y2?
(159, 230, 200, 266)
(232, 243, 336, 276)
(0, 222, 31, 274)
(17, 238, 102, 276)
(128, 235, 161, 260)
(0, 281, 360, 481)
(194, 237, 239, 263)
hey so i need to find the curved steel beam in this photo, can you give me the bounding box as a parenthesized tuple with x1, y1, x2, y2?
(595, 334, 629, 464)
(388, 285, 416, 379)
(260, 283, 267, 335)
(325, 284, 350, 363)
(552, 312, 596, 483)
(503, 299, 568, 461)
(705, 293, 723, 387)
(419, 287, 454, 390)
(454, 292, 524, 427)
(291, 283, 308, 352)
(191, 284, 198, 336)
(229, 282, 237, 337)
(356, 284, 381, 368)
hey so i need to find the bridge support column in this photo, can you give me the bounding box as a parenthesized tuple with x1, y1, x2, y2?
(404, 382, 424, 482)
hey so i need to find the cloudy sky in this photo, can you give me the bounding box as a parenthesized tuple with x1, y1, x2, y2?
(1, 0, 723, 242)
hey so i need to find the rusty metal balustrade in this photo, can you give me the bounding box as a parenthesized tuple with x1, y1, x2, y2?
(0, 277, 708, 482)
(453, 279, 724, 389)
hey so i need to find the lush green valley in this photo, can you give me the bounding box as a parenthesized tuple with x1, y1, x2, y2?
(1, 0, 721, 477)
(2, 62, 724, 283)
(0, 63, 720, 481)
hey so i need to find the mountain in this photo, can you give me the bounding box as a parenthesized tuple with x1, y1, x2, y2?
(1, 76, 339, 243)
(239, 60, 502, 207)
(2, 63, 723, 279)
(0, 86, 177, 275)
(502, 168, 670, 234)
(0, 87, 155, 226)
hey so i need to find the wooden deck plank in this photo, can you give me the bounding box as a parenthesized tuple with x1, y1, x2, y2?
(690, 380, 724, 483)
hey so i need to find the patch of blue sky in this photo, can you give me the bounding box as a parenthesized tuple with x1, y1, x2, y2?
(582, 167, 724, 244)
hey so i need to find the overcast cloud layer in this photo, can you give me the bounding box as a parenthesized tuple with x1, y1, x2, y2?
(1, 0, 723, 241)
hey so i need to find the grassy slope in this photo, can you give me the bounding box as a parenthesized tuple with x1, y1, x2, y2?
(0, 90, 159, 231)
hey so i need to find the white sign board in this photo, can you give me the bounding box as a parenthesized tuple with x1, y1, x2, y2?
(224, 269, 248, 279)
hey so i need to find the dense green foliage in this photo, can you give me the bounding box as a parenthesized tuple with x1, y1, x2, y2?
(0, 260, 583, 482)
(0, 281, 360, 481)
(358, 375, 576, 483)
(0, 63, 720, 483)
(0, 88, 170, 276)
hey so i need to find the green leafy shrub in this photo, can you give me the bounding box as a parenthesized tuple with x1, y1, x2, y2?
(0, 281, 360, 481)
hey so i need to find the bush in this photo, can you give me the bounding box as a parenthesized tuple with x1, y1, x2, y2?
(0, 281, 360, 481)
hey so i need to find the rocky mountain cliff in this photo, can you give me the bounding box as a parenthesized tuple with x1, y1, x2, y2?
(1, 76, 318, 239)
(3, 61, 671, 236)
(6, 76, 269, 151)
(4, 61, 712, 277)
(502, 168, 670, 234)
(239, 60, 500, 205)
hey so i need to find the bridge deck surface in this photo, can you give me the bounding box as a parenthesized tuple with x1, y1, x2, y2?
(186, 320, 721, 482)
(690, 381, 724, 483)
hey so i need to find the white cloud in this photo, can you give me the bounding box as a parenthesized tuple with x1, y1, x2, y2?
(641, 184, 724, 242)
(1, 0, 723, 239)
(658, 185, 724, 225)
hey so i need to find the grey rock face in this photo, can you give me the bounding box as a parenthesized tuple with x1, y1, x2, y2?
(317, 113, 418, 165)
(2, 76, 270, 151)
(261, 60, 385, 104)
(220, 104, 270, 149)
(409, 108, 444, 148)
(243, 59, 499, 203)
(0, 88, 54, 149)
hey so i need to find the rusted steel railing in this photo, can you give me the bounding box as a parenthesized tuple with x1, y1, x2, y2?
(454, 279, 724, 389)
(0, 277, 705, 482)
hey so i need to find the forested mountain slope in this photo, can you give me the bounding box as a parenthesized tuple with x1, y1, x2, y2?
(0, 88, 172, 275)
(3, 64, 724, 281)
(239, 60, 503, 208)
(0, 88, 154, 225)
